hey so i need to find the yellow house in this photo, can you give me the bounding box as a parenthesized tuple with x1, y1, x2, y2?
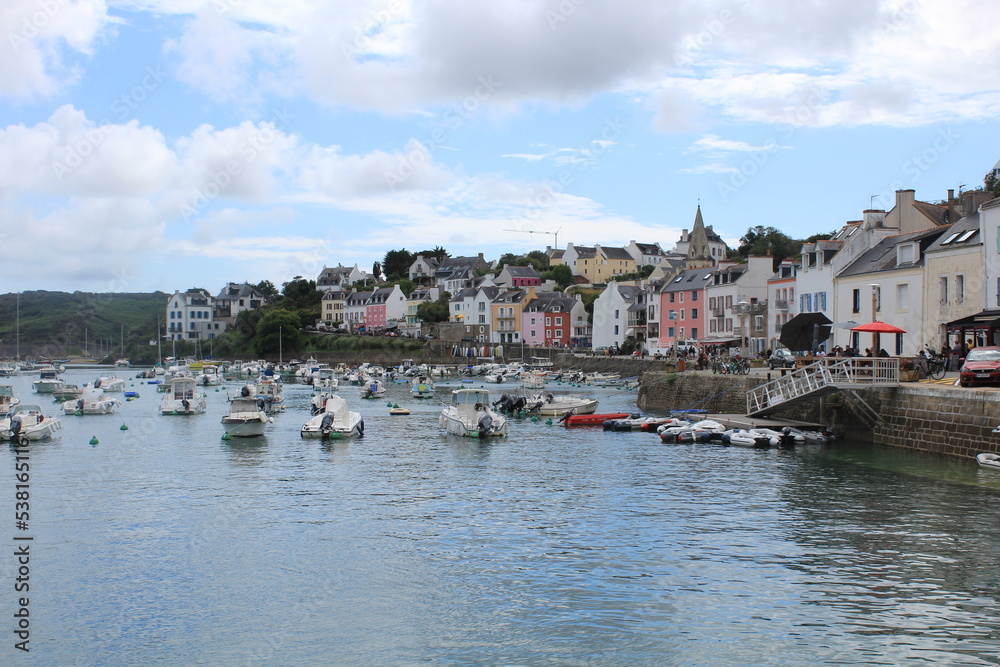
(320, 290, 346, 325)
(562, 243, 637, 284)
(491, 289, 528, 344)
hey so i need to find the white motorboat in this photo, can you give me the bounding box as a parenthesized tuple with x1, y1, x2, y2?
(52, 384, 83, 402)
(300, 395, 364, 439)
(439, 388, 508, 438)
(0, 385, 20, 412)
(410, 376, 435, 399)
(93, 374, 126, 392)
(160, 376, 208, 415)
(360, 378, 387, 399)
(195, 365, 223, 386)
(976, 452, 1000, 470)
(115, 358, 131, 367)
(240, 376, 284, 413)
(312, 366, 339, 390)
(0, 404, 62, 442)
(0, 362, 20, 377)
(525, 393, 599, 417)
(521, 370, 547, 388)
(221, 398, 272, 437)
(32, 366, 63, 393)
(63, 386, 121, 414)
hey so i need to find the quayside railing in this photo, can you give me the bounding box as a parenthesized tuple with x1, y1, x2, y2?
(746, 357, 899, 417)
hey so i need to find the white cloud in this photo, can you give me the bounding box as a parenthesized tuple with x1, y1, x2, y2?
(0, 0, 118, 98)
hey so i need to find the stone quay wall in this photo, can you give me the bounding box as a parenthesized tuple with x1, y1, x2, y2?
(637, 370, 998, 460)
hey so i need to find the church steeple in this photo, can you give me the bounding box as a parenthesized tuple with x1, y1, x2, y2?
(685, 204, 713, 267)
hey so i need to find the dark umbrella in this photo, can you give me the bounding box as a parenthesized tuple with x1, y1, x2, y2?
(780, 312, 833, 352)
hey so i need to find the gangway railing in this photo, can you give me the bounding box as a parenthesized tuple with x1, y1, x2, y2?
(747, 357, 898, 417)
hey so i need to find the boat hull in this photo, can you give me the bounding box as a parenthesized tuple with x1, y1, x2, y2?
(563, 412, 631, 426)
(222, 418, 268, 437)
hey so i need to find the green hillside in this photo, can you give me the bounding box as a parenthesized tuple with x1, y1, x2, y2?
(0, 291, 169, 361)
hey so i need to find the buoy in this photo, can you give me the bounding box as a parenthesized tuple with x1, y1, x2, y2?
(222, 432, 231, 440)
(171, 410, 178, 415)
(530, 416, 539, 422)
(74, 410, 83, 416)
(89, 436, 99, 445)
(120, 423, 128, 430)
(393, 403, 399, 408)
(545, 419, 553, 426)
(386, 402, 393, 407)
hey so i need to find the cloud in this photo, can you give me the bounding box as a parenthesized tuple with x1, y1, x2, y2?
(0, 0, 118, 98)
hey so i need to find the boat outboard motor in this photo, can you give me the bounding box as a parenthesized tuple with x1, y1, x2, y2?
(76, 398, 85, 411)
(181, 399, 190, 412)
(477, 411, 493, 435)
(320, 412, 335, 434)
(9, 415, 22, 441)
(241, 385, 251, 397)
(94, 378, 102, 388)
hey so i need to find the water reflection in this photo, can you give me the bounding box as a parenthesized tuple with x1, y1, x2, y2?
(3, 369, 1000, 664)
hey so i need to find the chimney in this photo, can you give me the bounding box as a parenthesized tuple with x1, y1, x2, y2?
(862, 209, 886, 228)
(895, 189, 915, 213)
(948, 189, 954, 201)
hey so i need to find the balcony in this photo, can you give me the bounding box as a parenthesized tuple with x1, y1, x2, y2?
(774, 300, 788, 311)
(711, 307, 724, 318)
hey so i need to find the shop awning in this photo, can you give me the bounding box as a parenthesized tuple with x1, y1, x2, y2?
(946, 310, 1000, 332)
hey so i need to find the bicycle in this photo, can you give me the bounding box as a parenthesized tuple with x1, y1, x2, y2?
(926, 355, 947, 380)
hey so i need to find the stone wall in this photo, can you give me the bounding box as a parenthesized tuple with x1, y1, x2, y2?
(637, 370, 999, 460)
(872, 384, 1000, 459)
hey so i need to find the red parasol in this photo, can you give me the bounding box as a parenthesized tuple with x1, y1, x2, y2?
(850, 321, 906, 334)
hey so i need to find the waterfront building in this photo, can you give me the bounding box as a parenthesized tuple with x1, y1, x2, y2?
(656, 266, 714, 353)
(317, 264, 368, 290)
(365, 285, 407, 332)
(166, 289, 219, 341)
(520, 289, 585, 347)
(702, 256, 772, 354)
(592, 282, 645, 351)
(343, 290, 373, 332)
(493, 265, 541, 288)
(404, 287, 439, 334)
(674, 205, 727, 267)
(490, 289, 528, 344)
(213, 282, 266, 327)
(766, 260, 800, 352)
(431, 254, 490, 293)
(321, 290, 347, 327)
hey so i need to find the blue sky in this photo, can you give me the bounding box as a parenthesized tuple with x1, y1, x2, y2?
(1, 0, 997, 294)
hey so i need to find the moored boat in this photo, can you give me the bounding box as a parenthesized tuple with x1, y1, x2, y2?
(410, 376, 435, 399)
(562, 412, 631, 426)
(160, 376, 208, 415)
(0, 385, 20, 412)
(439, 388, 508, 437)
(976, 452, 1000, 470)
(526, 393, 599, 416)
(300, 395, 364, 439)
(63, 386, 121, 415)
(32, 366, 63, 393)
(221, 398, 271, 437)
(0, 404, 62, 442)
(360, 378, 387, 399)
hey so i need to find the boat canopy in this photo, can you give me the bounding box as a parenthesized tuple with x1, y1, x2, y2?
(451, 389, 490, 406)
(323, 396, 350, 422)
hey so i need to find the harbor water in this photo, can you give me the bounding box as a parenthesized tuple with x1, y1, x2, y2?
(3, 367, 1000, 665)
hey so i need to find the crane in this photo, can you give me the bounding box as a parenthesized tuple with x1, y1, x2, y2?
(503, 227, 561, 249)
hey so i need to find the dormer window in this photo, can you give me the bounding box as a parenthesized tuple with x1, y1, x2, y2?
(896, 242, 916, 265)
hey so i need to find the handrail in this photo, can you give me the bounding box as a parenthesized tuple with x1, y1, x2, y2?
(747, 357, 899, 416)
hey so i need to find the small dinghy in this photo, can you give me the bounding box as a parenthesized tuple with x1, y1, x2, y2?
(976, 452, 1000, 470)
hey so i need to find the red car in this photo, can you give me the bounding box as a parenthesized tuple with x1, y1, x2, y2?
(959, 346, 1000, 387)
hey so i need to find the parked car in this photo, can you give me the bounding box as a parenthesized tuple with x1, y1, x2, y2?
(959, 346, 1000, 387)
(767, 348, 797, 370)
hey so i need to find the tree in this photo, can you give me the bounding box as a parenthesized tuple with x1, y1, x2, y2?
(804, 231, 837, 243)
(255, 280, 279, 300)
(734, 225, 798, 270)
(253, 309, 302, 357)
(526, 250, 549, 270)
(541, 264, 574, 288)
(985, 171, 1000, 197)
(417, 291, 451, 323)
(372, 261, 383, 282)
(416, 246, 449, 263)
(382, 249, 415, 280)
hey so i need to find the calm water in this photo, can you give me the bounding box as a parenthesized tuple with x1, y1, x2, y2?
(3, 367, 1000, 666)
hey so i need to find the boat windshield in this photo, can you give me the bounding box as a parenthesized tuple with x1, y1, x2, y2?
(452, 390, 489, 406)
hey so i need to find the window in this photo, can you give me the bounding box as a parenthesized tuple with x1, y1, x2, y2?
(478, 302, 485, 311)
(555, 316, 563, 325)
(555, 329, 563, 338)
(679, 293, 684, 303)
(530, 317, 536, 325)
(820, 292, 827, 311)
(754, 315, 763, 330)
(669, 293, 675, 302)
(852, 288, 860, 314)
(691, 328, 698, 339)
(692, 308, 698, 318)
(680, 309, 685, 320)
(940, 276, 949, 304)
(614, 325, 619, 335)
(546, 317, 551, 326)
(957, 275, 965, 303)
(691, 291, 698, 301)
(668, 327, 675, 337)
(897, 283, 908, 310)
(530, 330, 536, 338)
(478, 315, 485, 324)
(669, 310, 676, 320)
(614, 309, 620, 319)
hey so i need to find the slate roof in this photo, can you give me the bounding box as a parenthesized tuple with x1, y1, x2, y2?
(602, 246, 634, 261)
(661, 267, 716, 293)
(924, 214, 981, 252)
(837, 226, 951, 278)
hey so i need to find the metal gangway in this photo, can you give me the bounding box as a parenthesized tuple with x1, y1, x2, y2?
(746, 357, 899, 417)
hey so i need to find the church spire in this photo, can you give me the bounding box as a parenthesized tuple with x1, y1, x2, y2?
(685, 204, 712, 267)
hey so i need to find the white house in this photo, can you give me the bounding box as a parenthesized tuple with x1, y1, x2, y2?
(166, 290, 220, 341)
(703, 256, 772, 353)
(591, 282, 644, 350)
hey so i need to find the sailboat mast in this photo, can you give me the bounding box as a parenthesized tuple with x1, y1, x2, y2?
(15, 292, 20, 360)
(157, 317, 162, 365)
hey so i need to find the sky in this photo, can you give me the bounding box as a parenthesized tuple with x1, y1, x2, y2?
(0, 0, 997, 294)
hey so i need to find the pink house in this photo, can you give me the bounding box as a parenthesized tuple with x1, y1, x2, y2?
(657, 266, 713, 349)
